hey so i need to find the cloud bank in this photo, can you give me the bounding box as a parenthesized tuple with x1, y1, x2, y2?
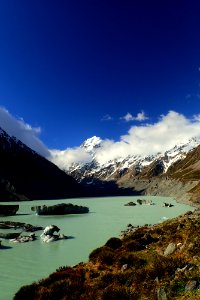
(1, 108, 200, 170)
(95, 111, 200, 164)
(0, 107, 49, 157)
(50, 148, 92, 170)
(121, 111, 148, 122)
(50, 111, 200, 168)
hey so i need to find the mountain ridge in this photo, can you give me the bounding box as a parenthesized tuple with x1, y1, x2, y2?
(0, 127, 83, 201)
(51, 135, 200, 205)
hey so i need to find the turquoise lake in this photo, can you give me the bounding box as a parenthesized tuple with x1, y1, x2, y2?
(0, 196, 194, 299)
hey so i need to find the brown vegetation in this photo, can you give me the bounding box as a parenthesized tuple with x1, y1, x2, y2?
(14, 209, 200, 299)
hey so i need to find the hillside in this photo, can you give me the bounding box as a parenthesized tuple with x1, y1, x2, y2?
(14, 209, 200, 299)
(0, 128, 83, 200)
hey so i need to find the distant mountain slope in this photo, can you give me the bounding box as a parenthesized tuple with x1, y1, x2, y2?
(166, 145, 200, 204)
(167, 144, 200, 180)
(51, 136, 200, 203)
(0, 128, 83, 201)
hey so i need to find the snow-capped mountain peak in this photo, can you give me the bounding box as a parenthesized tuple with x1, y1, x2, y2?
(80, 136, 102, 154)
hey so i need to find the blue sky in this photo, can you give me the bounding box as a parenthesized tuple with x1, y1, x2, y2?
(1, 0, 200, 149)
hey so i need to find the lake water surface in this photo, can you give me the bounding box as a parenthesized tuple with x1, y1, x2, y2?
(0, 196, 194, 299)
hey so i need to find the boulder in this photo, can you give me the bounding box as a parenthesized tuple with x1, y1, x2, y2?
(164, 243, 176, 256)
(185, 280, 197, 292)
(157, 288, 168, 300)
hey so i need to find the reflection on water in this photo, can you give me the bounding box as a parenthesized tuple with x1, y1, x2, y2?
(0, 196, 194, 299)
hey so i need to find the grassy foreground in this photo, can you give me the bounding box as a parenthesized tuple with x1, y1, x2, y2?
(14, 210, 200, 300)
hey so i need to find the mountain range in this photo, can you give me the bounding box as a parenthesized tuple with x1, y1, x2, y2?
(52, 136, 200, 204)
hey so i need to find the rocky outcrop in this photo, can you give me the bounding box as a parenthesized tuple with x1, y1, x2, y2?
(0, 204, 19, 216)
(31, 203, 89, 215)
(10, 233, 36, 243)
(0, 221, 43, 232)
(0, 232, 22, 239)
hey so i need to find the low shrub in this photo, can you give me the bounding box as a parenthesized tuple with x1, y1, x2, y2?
(118, 252, 146, 268)
(102, 283, 131, 300)
(105, 237, 122, 249)
(124, 240, 145, 251)
(89, 246, 115, 265)
(14, 284, 37, 300)
(171, 280, 186, 295)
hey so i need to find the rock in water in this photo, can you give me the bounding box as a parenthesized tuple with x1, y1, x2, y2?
(0, 205, 19, 216)
(124, 201, 136, 206)
(31, 203, 89, 215)
(137, 199, 154, 205)
(40, 225, 69, 242)
(42, 225, 60, 236)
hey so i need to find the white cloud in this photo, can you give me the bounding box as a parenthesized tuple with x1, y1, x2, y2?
(121, 111, 148, 122)
(101, 114, 113, 121)
(94, 111, 200, 164)
(52, 111, 200, 168)
(0, 107, 49, 157)
(50, 148, 92, 170)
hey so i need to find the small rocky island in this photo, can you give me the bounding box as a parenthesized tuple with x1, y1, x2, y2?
(0, 204, 19, 216)
(31, 203, 89, 215)
(124, 201, 136, 206)
(0, 221, 43, 232)
(137, 199, 154, 205)
(163, 202, 174, 207)
(124, 199, 155, 206)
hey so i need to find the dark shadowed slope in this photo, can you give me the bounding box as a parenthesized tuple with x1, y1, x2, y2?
(0, 128, 83, 201)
